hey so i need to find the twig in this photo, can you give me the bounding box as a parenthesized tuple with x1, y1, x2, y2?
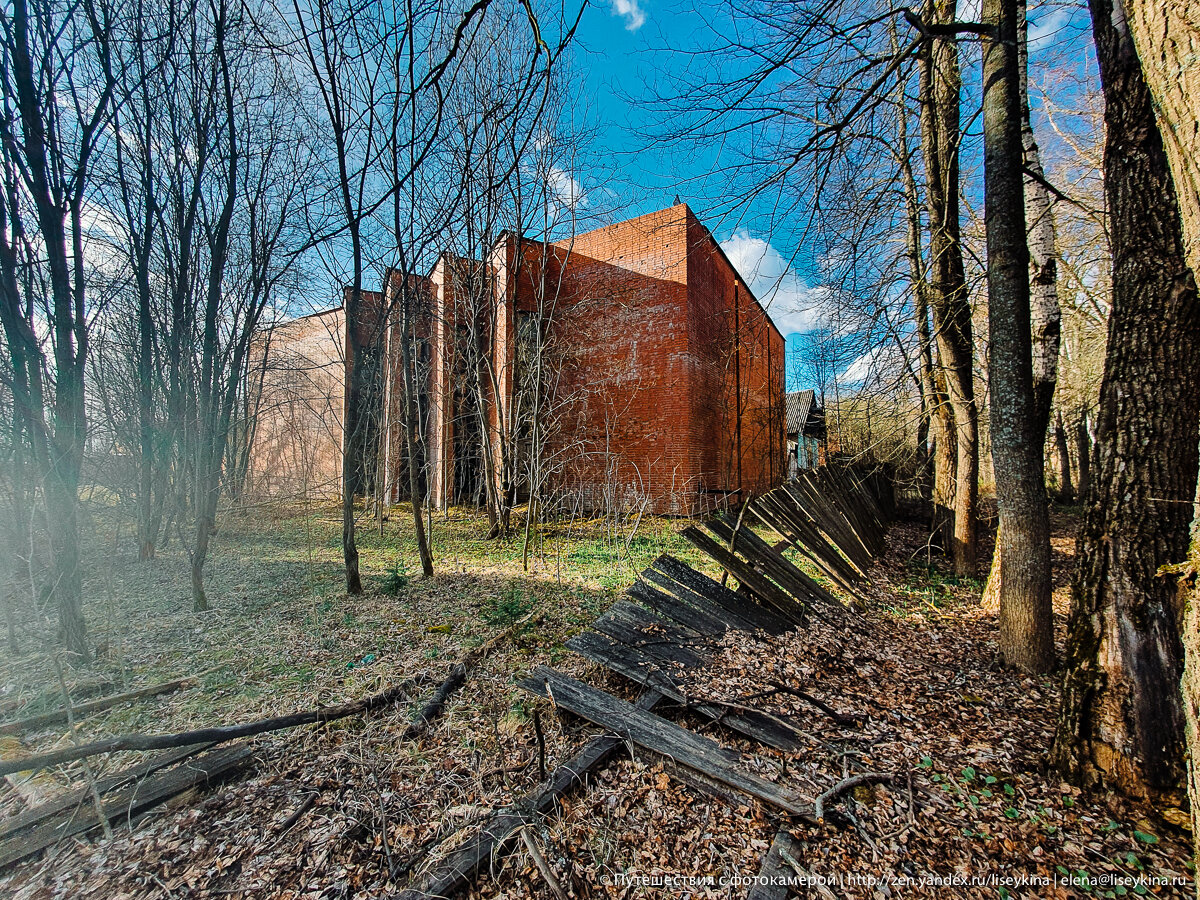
(814, 772, 893, 822)
(532, 708, 546, 781)
(0, 675, 423, 776)
(765, 681, 862, 727)
(520, 827, 569, 900)
(279, 790, 319, 835)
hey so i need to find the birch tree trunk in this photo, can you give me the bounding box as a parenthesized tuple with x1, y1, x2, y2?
(1020, 0, 1061, 433)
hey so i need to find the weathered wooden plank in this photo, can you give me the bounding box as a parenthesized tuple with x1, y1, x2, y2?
(519, 667, 810, 818)
(707, 515, 845, 615)
(641, 566, 765, 633)
(593, 610, 708, 670)
(747, 831, 805, 900)
(681, 528, 806, 627)
(819, 470, 884, 556)
(604, 601, 708, 648)
(753, 493, 866, 590)
(396, 691, 665, 900)
(0, 743, 254, 870)
(811, 470, 884, 556)
(0, 742, 215, 842)
(626, 581, 730, 637)
(834, 468, 887, 544)
(652, 554, 792, 635)
(751, 497, 859, 594)
(565, 632, 802, 752)
(565, 631, 688, 696)
(786, 481, 873, 571)
(788, 477, 869, 566)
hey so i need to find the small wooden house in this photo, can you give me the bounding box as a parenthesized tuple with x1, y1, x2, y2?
(785, 389, 825, 475)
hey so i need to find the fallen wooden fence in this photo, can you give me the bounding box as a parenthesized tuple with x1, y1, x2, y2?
(0, 466, 895, 888)
(683, 465, 895, 614)
(400, 466, 893, 897)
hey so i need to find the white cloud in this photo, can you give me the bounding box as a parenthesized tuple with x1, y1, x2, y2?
(612, 0, 646, 31)
(548, 166, 586, 210)
(839, 347, 881, 386)
(1027, 5, 1073, 51)
(720, 231, 825, 336)
(837, 342, 904, 387)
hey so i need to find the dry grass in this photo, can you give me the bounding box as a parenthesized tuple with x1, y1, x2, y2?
(1, 502, 1191, 900)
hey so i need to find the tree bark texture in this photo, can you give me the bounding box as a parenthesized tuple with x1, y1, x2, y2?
(919, 0, 978, 575)
(1052, 0, 1200, 799)
(983, 0, 1063, 616)
(1054, 410, 1074, 501)
(1122, 0, 1200, 853)
(1124, 1, 1200, 281)
(982, 0, 1054, 673)
(1074, 408, 1091, 501)
(1018, 0, 1061, 437)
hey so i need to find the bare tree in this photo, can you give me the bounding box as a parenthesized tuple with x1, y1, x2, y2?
(288, 0, 389, 594)
(980, 0, 1053, 672)
(0, 0, 122, 658)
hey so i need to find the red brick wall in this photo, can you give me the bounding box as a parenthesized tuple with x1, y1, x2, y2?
(246, 307, 347, 498)
(533, 203, 785, 514)
(536, 206, 696, 513)
(685, 210, 786, 503)
(248, 206, 785, 515)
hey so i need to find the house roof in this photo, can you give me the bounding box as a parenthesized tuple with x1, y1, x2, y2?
(785, 389, 816, 434)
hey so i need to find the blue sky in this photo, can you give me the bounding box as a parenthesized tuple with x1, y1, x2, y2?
(556, 0, 1099, 392)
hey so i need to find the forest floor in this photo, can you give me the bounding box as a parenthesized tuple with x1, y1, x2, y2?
(0, 500, 1194, 899)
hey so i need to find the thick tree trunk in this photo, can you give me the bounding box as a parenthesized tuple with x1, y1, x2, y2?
(1122, 0, 1200, 861)
(983, 0, 1063, 614)
(1052, 0, 1200, 799)
(982, 0, 1054, 673)
(1054, 410, 1074, 501)
(1124, 0, 1200, 282)
(919, 0, 978, 575)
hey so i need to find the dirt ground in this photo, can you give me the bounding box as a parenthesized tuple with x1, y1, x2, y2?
(0, 503, 1193, 899)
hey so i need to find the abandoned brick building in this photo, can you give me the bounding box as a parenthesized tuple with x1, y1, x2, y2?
(247, 203, 786, 514)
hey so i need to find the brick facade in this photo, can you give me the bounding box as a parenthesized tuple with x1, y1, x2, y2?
(248, 203, 785, 514)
